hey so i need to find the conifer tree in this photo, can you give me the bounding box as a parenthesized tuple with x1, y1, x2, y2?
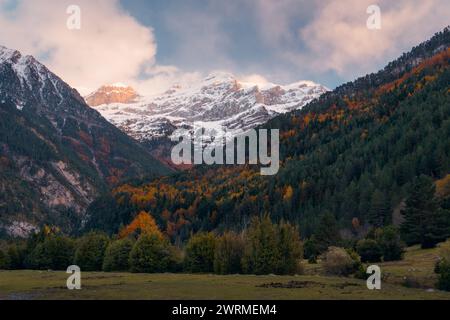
(315, 212, 341, 253)
(242, 214, 279, 275)
(368, 189, 390, 227)
(401, 175, 448, 248)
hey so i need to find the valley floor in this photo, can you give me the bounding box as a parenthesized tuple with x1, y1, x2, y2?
(1, 271, 449, 300)
(1, 241, 450, 300)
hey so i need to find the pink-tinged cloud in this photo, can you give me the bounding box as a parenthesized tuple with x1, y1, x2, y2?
(0, 0, 157, 95)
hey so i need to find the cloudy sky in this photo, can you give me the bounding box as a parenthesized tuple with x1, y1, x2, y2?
(0, 0, 449, 95)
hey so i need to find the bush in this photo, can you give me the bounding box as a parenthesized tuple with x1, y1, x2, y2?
(28, 235, 75, 270)
(304, 237, 319, 263)
(378, 226, 405, 261)
(214, 232, 245, 275)
(185, 232, 217, 273)
(102, 238, 134, 272)
(435, 248, 450, 291)
(0, 249, 9, 269)
(74, 232, 109, 271)
(437, 262, 450, 291)
(323, 247, 358, 276)
(356, 239, 382, 263)
(129, 234, 172, 273)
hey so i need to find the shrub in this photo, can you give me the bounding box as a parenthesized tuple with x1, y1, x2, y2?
(323, 247, 358, 276)
(102, 238, 134, 272)
(356, 239, 382, 263)
(303, 237, 319, 263)
(437, 263, 450, 291)
(74, 232, 109, 271)
(28, 235, 75, 270)
(378, 226, 405, 261)
(185, 232, 217, 273)
(344, 248, 366, 279)
(214, 232, 245, 275)
(435, 248, 450, 291)
(129, 234, 171, 273)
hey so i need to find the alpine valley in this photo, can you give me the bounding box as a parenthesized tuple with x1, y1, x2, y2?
(84, 28, 450, 243)
(1, 28, 450, 243)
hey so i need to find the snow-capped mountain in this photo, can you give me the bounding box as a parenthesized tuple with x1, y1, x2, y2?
(87, 72, 328, 143)
(0, 45, 170, 237)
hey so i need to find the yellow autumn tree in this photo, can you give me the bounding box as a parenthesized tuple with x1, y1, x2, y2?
(283, 185, 294, 201)
(119, 211, 163, 240)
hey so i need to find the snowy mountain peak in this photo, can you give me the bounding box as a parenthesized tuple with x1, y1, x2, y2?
(0, 45, 84, 111)
(87, 73, 328, 143)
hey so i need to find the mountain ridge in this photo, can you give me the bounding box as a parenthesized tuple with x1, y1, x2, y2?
(0, 46, 172, 237)
(86, 72, 328, 142)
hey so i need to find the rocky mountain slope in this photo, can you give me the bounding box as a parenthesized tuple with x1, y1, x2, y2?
(0, 46, 171, 237)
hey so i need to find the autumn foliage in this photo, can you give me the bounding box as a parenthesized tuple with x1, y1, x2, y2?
(119, 211, 163, 240)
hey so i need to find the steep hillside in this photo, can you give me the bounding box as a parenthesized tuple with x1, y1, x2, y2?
(85, 27, 449, 241)
(0, 46, 172, 237)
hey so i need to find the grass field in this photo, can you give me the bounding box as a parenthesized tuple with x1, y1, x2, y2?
(1, 241, 449, 300)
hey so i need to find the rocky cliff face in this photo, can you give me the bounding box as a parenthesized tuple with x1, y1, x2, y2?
(85, 84, 139, 107)
(0, 46, 171, 237)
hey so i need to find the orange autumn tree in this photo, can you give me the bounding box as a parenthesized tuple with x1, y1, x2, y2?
(119, 211, 164, 240)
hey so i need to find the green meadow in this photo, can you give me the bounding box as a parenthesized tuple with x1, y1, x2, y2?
(1, 241, 450, 300)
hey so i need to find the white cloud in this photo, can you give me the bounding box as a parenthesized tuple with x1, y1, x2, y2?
(0, 0, 157, 95)
(296, 0, 450, 77)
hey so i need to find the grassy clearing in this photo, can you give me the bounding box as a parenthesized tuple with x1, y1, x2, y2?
(1, 271, 449, 300)
(1, 241, 449, 300)
(379, 240, 450, 289)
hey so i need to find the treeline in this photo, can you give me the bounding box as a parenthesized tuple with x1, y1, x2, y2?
(0, 215, 303, 276)
(3, 174, 448, 274)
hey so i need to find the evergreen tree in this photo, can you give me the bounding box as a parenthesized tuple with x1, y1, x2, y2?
(314, 212, 341, 253)
(74, 232, 109, 271)
(275, 221, 303, 275)
(401, 175, 448, 248)
(303, 237, 319, 263)
(0, 249, 9, 269)
(7, 244, 24, 270)
(213, 232, 245, 275)
(378, 226, 405, 261)
(368, 189, 390, 227)
(28, 235, 75, 270)
(356, 239, 382, 263)
(242, 215, 279, 275)
(102, 238, 134, 272)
